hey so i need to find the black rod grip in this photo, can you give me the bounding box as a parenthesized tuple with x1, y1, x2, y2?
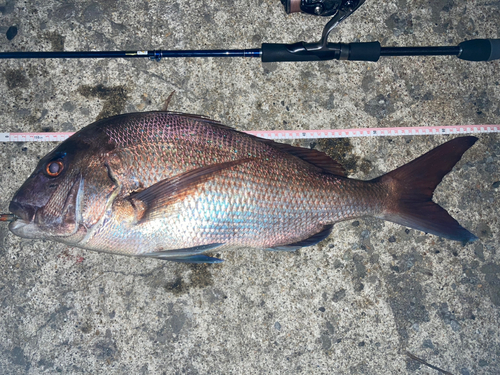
(347, 42, 381, 61)
(261, 42, 381, 62)
(261, 43, 336, 62)
(458, 39, 500, 61)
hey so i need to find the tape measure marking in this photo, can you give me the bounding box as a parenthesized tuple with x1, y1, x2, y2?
(0, 132, 74, 142)
(0, 125, 498, 142)
(247, 125, 500, 139)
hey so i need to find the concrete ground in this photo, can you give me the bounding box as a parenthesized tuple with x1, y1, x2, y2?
(0, 0, 499, 374)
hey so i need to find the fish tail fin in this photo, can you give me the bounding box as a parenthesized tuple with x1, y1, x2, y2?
(372, 136, 478, 244)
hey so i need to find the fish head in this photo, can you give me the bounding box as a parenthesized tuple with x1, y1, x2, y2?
(9, 136, 101, 240)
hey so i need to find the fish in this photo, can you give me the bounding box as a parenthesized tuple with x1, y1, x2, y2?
(7, 111, 478, 263)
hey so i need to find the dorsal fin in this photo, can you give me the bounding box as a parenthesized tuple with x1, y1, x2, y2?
(152, 112, 347, 176)
(263, 141, 347, 177)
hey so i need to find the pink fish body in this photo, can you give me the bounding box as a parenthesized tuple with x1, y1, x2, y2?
(9, 112, 477, 263)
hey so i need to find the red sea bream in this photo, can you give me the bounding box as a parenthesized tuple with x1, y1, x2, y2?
(8, 111, 478, 263)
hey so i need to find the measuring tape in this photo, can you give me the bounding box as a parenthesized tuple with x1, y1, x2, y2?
(0, 125, 498, 142)
(247, 124, 499, 139)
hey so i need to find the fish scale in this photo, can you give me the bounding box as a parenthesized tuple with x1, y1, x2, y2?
(86, 163, 378, 254)
(8, 111, 478, 262)
(86, 145, 364, 252)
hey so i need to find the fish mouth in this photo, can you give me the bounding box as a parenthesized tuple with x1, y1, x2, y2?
(8, 217, 47, 239)
(9, 218, 29, 232)
(9, 201, 37, 223)
(7, 201, 43, 239)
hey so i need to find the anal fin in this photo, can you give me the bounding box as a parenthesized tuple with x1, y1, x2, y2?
(265, 224, 334, 251)
(140, 243, 224, 263)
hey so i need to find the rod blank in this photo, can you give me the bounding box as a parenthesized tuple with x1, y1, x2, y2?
(0, 49, 262, 60)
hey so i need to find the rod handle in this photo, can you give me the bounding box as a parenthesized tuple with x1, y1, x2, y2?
(458, 39, 500, 61)
(347, 42, 381, 62)
(261, 43, 335, 62)
(261, 42, 380, 62)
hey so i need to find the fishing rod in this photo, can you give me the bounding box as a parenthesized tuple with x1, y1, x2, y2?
(1, 0, 498, 63)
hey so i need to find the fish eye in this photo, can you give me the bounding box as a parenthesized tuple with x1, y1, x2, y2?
(45, 160, 64, 177)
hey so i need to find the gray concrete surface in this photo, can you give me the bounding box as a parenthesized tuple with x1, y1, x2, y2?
(0, 0, 499, 374)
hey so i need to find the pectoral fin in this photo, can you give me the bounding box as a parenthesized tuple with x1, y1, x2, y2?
(129, 158, 251, 221)
(140, 243, 224, 263)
